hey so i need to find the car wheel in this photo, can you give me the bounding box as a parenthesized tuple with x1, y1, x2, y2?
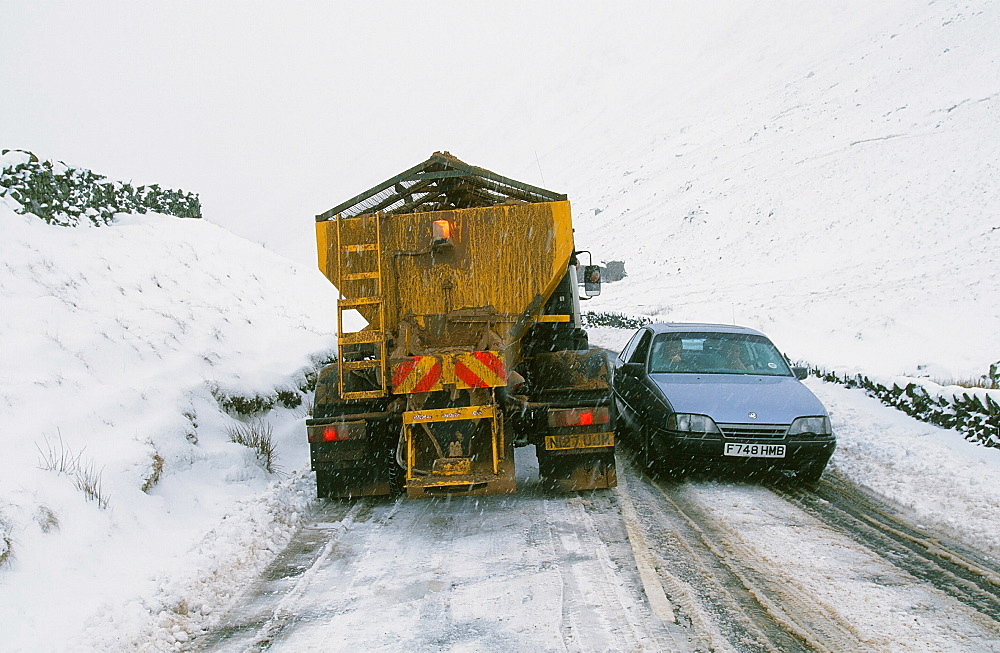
(797, 461, 827, 485)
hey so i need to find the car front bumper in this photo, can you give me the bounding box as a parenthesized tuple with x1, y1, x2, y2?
(649, 431, 836, 473)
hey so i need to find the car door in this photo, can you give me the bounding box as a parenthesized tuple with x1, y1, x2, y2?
(613, 328, 652, 430)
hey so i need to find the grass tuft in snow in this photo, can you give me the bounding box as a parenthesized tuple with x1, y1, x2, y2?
(0, 514, 12, 568)
(34, 505, 60, 533)
(227, 419, 280, 475)
(73, 460, 110, 510)
(35, 432, 83, 475)
(36, 434, 110, 509)
(142, 452, 165, 493)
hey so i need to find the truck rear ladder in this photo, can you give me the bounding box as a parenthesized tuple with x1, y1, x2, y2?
(335, 213, 387, 400)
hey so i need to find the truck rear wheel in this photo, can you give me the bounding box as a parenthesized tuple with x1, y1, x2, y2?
(315, 468, 336, 499)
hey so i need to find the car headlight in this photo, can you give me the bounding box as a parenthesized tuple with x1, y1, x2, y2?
(666, 413, 721, 435)
(787, 416, 832, 436)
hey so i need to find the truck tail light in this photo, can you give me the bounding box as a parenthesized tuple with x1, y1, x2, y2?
(547, 406, 610, 428)
(308, 420, 365, 443)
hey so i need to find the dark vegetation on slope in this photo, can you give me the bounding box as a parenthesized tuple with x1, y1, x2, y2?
(1, 149, 201, 226)
(810, 367, 1000, 450)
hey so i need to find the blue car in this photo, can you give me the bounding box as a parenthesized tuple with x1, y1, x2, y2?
(612, 323, 835, 482)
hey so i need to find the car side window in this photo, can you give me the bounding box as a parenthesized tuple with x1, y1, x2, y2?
(628, 330, 652, 366)
(619, 329, 644, 362)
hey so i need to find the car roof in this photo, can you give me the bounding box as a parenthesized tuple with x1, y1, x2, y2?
(644, 322, 770, 338)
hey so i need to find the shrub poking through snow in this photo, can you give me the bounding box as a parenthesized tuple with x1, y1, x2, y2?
(209, 359, 326, 418)
(36, 434, 110, 509)
(211, 387, 276, 417)
(227, 420, 280, 474)
(0, 149, 201, 226)
(275, 388, 302, 409)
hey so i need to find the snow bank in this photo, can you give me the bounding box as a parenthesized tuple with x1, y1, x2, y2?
(0, 205, 350, 651)
(814, 380, 1000, 559)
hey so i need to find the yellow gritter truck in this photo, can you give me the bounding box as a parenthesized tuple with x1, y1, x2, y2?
(307, 152, 616, 498)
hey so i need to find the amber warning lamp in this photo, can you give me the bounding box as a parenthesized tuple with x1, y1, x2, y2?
(431, 219, 453, 246)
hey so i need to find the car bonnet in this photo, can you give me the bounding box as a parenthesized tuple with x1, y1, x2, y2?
(650, 373, 828, 425)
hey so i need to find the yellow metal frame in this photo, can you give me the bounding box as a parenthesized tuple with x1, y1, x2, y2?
(403, 402, 502, 481)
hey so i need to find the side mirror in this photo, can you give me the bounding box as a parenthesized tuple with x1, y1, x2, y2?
(792, 367, 808, 380)
(583, 265, 602, 297)
(622, 361, 644, 374)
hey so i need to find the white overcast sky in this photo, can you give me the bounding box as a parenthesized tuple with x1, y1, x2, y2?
(2, 1, 749, 264)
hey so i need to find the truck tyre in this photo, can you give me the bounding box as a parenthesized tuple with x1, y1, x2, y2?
(315, 468, 335, 499)
(536, 447, 557, 480)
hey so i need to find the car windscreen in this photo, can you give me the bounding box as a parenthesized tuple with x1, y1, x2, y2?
(648, 332, 793, 376)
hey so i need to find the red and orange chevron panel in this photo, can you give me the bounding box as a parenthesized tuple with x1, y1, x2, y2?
(390, 351, 506, 394)
(454, 351, 506, 389)
(391, 356, 444, 394)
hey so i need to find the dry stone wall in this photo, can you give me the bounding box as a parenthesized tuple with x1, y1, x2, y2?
(0, 149, 201, 226)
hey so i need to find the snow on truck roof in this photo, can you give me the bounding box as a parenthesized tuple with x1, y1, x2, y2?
(316, 151, 566, 221)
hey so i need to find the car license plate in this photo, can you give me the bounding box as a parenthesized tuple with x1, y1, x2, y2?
(545, 432, 614, 450)
(724, 442, 786, 458)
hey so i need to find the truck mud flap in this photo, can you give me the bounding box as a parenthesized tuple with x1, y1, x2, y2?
(537, 449, 617, 491)
(316, 468, 392, 499)
(313, 444, 402, 499)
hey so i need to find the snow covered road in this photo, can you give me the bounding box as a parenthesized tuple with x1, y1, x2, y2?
(195, 448, 690, 652)
(625, 467, 1000, 652)
(194, 445, 1000, 652)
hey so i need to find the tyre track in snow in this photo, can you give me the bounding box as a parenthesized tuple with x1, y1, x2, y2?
(191, 499, 376, 652)
(773, 470, 1000, 626)
(617, 455, 817, 652)
(541, 495, 674, 652)
(195, 448, 691, 652)
(655, 482, 872, 652)
(624, 449, 1000, 652)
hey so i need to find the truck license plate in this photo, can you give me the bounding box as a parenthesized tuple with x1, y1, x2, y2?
(724, 442, 786, 458)
(545, 432, 614, 450)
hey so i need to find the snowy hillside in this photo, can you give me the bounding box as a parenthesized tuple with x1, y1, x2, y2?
(2, 1, 998, 649)
(0, 195, 354, 650)
(546, 2, 999, 382)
